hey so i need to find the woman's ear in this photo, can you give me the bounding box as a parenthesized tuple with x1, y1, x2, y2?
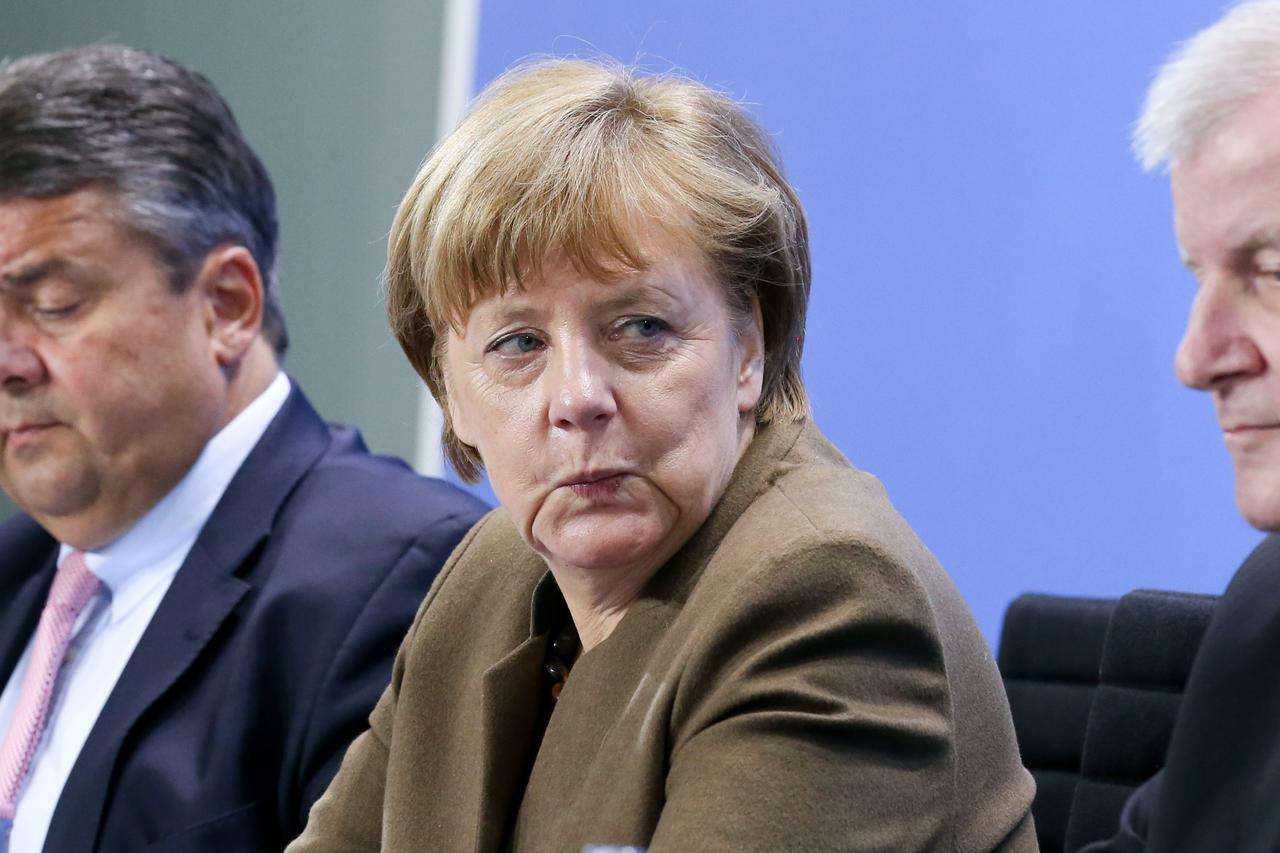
(193, 245, 265, 367)
(736, 295, 765, 415)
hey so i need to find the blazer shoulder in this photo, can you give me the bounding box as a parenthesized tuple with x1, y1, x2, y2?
(725, 425, 947, 605)
(679, 432, 962, 669)
(1191, 533, 1280, 667)
(748, 429, 1001, 676)
(277, 442, 487, 552)
(240, 435, 488, 631)
(1221, 534, 1280, 603)
(309, 430, 489, 524)
(667, 427, 1031, 850)
(408, 507, 545, 621)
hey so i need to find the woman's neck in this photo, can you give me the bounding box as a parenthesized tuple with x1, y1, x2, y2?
(548, 556, 659, 652)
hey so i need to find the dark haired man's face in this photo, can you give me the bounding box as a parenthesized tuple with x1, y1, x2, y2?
(0, 189, 228, 548)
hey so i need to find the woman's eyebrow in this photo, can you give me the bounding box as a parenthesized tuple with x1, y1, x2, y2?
(469, 301, 542, 330)
(595, 283, 684, 314)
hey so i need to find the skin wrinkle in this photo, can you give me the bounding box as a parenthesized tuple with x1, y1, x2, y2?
(443, 231, 763, 651)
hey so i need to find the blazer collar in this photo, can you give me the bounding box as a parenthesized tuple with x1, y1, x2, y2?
(183, 381, 335, 579)
(43, 382, 335, 852)
(475, 634, 548, 853)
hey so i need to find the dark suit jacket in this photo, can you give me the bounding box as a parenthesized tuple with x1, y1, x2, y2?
(1083, 535, 1280, 852)
(0, 383, 486, 852)
(290, 419, 1036, 852)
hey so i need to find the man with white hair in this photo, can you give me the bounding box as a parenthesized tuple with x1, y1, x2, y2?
(1085, 1, 1280, 849)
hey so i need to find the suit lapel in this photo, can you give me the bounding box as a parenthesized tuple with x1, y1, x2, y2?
(0, 520, 58, 687)
(45, 546, 252, 850)
(42, 383, 335, 852)
(473, 635, 546, 853)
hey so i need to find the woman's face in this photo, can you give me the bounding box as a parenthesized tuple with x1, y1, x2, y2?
(443, 233, 764, 579)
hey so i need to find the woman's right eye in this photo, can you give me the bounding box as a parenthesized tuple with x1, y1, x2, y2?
(489, 332, 544, 355)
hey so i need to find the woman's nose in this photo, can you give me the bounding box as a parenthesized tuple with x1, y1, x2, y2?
(546, 341, 618, 430)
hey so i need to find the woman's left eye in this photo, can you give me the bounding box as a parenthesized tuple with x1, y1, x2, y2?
(490, 332, 544, 355)
(613, 316, 670, 340)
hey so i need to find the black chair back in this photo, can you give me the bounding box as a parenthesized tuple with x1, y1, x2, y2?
(997, 593, 1116, 853)
(1062, 589, 1216, 851)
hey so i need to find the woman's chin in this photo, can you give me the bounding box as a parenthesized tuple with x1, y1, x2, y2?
(535, 517, 672, 575)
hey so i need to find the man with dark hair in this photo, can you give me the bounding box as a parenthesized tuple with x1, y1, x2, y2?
(0, 45, 485, 852)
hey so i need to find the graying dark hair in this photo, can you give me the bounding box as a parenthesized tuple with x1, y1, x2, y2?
(0, 45, 288, 354)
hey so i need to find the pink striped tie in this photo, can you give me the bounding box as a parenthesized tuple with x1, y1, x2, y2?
(0, 551, 100, 822)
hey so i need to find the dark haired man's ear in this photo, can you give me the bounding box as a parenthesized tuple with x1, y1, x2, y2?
(193, 245, 265, 367)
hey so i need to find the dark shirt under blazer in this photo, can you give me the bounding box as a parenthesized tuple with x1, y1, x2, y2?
(290, 419, 1037, 852)
(0, 384, 487, 852)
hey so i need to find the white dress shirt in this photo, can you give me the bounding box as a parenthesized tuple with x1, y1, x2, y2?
(0, 371, 290, 853)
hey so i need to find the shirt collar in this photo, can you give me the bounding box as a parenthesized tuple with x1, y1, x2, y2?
(58, 372, 292, 622)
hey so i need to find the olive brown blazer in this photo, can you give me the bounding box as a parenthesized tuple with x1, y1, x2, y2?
(289, 419, 1037, 852)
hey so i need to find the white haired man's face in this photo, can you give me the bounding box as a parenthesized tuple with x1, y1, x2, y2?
(1172, 89, 1280, 530)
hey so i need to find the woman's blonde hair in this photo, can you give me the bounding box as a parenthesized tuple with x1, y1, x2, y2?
(387, 58, 811, 481)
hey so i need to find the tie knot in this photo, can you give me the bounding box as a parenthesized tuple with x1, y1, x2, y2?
(49, 550, 101, 615)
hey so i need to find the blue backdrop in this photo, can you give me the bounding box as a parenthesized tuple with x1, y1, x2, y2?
(462, 0, 1260, 645)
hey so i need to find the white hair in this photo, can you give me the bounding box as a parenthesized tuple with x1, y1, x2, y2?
(1136, 0, 1280, 172)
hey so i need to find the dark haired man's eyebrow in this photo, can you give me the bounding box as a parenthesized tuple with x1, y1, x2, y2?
(1, 257, 69, 290)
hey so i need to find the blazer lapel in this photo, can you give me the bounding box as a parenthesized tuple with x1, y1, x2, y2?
(0, 521, 58, 686)
(44, 546, 252, 850)
(473, 635, 546, 853)
(42, 382, 335, 852)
